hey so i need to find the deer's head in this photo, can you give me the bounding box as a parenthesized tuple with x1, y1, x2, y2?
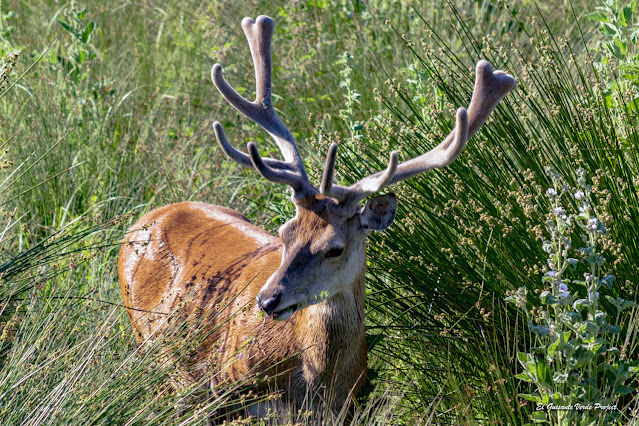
(212, 16, 516, 320)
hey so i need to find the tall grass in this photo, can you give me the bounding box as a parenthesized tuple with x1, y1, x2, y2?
(1, 0, 635, 424)
(331, 0, 639, 423)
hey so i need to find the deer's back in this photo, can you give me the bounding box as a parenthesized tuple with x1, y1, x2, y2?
(118, 202, 291, 368)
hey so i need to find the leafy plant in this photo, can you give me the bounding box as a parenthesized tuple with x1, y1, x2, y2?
(586, 0, 639, 119)
(0, 1, 18, 59)
(506, 167, 639, 425)
(337, 51, 364, 142)
(55, 0, 98, 80)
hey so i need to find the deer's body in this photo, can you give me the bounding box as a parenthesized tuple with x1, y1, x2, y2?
(119, 200, 367, 407)
(118, 15, 515, 415)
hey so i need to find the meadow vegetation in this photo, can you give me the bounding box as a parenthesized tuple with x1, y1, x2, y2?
(1, 0, 638, 424)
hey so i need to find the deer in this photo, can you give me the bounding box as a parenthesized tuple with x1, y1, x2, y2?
(118, 15, 516, 416)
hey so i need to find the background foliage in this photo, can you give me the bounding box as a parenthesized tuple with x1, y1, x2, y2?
(1, 0, 638, 424)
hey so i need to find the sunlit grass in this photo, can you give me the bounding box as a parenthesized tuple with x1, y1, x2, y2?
(1, 0, 636, 424)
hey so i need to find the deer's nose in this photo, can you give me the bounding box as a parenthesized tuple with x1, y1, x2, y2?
(256, 292, 282, 313)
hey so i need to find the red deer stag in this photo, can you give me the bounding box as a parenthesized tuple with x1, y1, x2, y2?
(119, 15, 516, 415)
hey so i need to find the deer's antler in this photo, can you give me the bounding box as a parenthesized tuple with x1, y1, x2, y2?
(212, 16, 515, 208)
(212, 16, 316, 200)
(321, 60, 516, 207)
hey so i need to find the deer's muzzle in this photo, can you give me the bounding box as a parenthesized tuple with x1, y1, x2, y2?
(256, 291, 298, 321)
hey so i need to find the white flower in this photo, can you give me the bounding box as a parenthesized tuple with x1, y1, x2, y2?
(548, 270, 557, 278)
(574, 191, 585, 199)
(546, 188, 557, 197)
(589, 218, 598, 231)
(554, 206, 568, 220)
(558, 283, 570, 299)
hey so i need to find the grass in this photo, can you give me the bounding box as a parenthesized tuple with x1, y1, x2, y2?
(0, 0, 637, 424)
(339, 1, 639, 422)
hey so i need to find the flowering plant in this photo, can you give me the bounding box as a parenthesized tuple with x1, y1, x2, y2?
(506, 167, 639, 425)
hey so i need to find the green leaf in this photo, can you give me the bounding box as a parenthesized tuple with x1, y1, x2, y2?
(553, 372, 568, 383)
(57, 19, 75, 36)
(579, 320, 598, 334)
(540, 291, 557, 305)
(584, 11, 610, 23)
(603, 324, 620, 334)
(605, 295, 638, 312)
(588, 341, 604, 355)
(563, 311, 581, 324)
(515, 372, 533, 382)
(620, 6, 633, 27)
(573, 299, 590, 312)
(530, 324, 551, 337)
(518, 393, 542, 402)
(536, 360, 552, 388)
(617, 63, 639, 74)
(75, 49, 86, 65)
(618, 299, 637, 312)
(505, 294, 522, 306)
(531, 411, 547, 422)
(570, 347, 593, 369)
(600, 274, 616, 288)
(607, 38, 628, 60)
(572, 279, 587, 289)
(599, 22, 618, 39)
(548, 335, 560, 358)
(614, 385, 634, 395)
(80, 21, 95, 44)
(626, 360, 639, 376)
(605, 295, 617, 306)
(550, 392, 563, 402)
(548, 330, 571, 358)
(518, 352, 538, 373)
(517, 352, 528, 364)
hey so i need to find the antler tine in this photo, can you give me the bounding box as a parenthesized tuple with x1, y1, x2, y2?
(324, 60, 515, 207)
(247, 142, 305, 185)
(320, 143, 338, 195)
(385, 107, 469, 184)
(321, 142, 400, 204)
(213, 122, 294, 170)
(212, 16, 315, 199)
(387, 60, 515, 184)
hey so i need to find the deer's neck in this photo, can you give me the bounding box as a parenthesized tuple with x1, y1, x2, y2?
(294, 270, 367, 389)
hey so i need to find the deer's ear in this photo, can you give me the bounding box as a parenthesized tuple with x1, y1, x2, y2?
(359, 193, 397, 232)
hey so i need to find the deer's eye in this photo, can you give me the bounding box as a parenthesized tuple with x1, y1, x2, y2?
(324, 247, 344, 259)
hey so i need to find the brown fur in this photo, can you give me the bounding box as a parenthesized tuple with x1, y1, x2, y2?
(118, 200, 368, 410)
